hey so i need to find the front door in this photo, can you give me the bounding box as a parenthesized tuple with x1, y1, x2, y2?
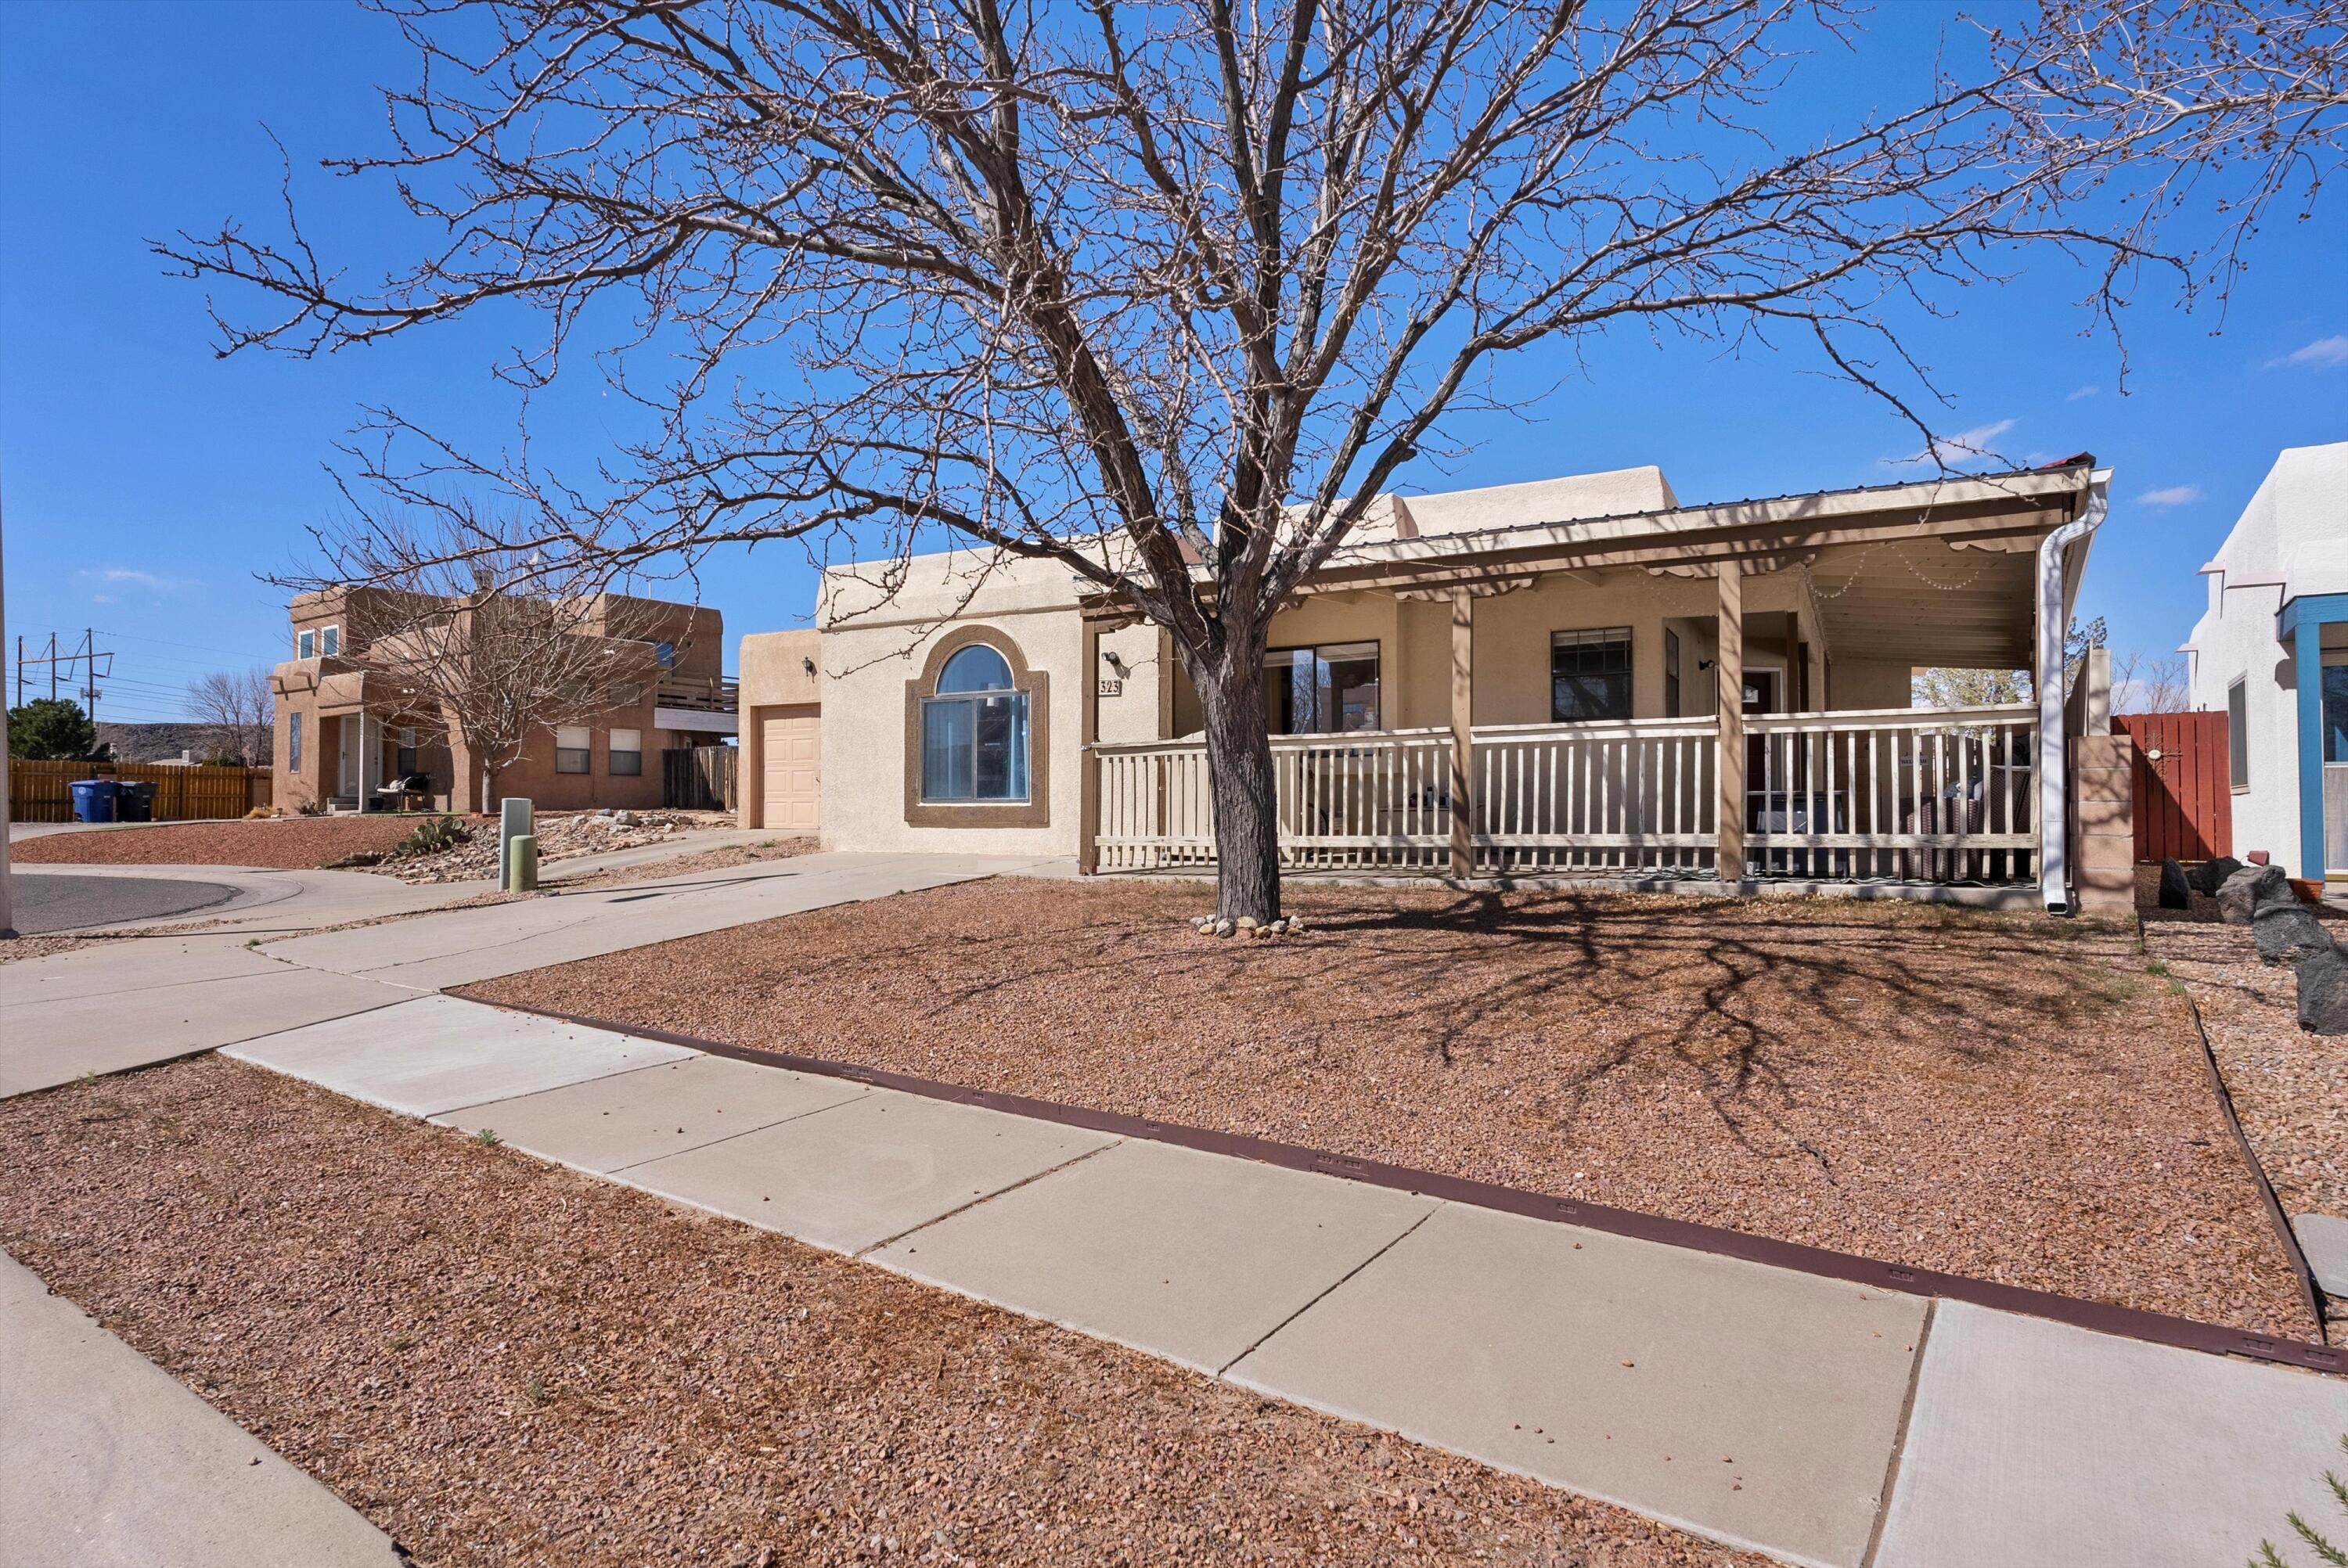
(762, 706, 820, 834)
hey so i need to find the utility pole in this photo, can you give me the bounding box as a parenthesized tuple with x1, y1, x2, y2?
(14, 631, 113, 721)
(2, 477, 16, 939)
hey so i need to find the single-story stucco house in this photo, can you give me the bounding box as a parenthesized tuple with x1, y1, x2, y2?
(738, 459, 2124, 908)
(2184, 441, 2348, 884)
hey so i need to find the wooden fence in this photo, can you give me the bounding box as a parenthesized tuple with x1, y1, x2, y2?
(661, 746, 738, 813)
(7, 758, 272, 823)
(2114, 710, 2232, 864)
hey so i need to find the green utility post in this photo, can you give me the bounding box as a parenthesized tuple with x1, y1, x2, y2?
(505, 833, 538, 893)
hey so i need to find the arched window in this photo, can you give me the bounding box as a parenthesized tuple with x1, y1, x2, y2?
(921, 641, 1029, 801)
(936, 644, 1013, 694)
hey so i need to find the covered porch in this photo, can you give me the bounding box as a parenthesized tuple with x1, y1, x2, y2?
(311, 671, 456, 814)
(1079, 465, 2108, 904)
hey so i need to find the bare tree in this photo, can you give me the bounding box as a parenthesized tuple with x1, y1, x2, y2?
(332, 541, 659, 811)
(162, 0, 2346, 919)
(2111, 649, 2190, 712)
(186, 667, 275, 766)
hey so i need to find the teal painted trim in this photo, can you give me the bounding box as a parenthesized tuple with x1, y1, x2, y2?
(2298, 613, 2327, 879)
(2278, 592, 2348, 639)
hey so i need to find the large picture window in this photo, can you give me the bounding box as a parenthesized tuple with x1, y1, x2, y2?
(1553, 628, 1633, 721)
(1263, 642, 1381, 733)
(921, 645, 1030, 801)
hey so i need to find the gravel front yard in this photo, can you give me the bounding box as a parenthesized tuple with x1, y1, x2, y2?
(12, 816, 427, 869)
(2145, 919, 2348, 1224)
(466, 879, 2313, 1337)
(0, 1059, 1760, 1568)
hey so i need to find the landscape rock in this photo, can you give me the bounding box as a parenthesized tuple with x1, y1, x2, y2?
(2217, 863, 2291, 925)
(2158, 858, 2192, 910)
(2299, 945, 2348, 1035)
(2253, 902, 2336, 966)
(2186, 855, 2243, 896)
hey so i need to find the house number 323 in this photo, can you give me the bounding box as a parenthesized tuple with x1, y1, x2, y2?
(1098, 678, 1124, 697)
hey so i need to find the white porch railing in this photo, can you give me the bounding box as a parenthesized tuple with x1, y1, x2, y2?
(1745, 705, 2038, 883)
(1091, 702, 2038, 885)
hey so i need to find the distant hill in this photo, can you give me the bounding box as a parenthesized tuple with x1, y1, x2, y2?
(96, 721, 268, 765)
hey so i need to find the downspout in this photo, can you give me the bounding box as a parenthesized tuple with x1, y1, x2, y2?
(2037, 477, 2110, 911)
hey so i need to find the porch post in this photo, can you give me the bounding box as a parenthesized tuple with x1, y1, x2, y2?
(1449, 587, 1475, 879)
(1716, 561, 1745, 883)
(1079, 619, 1101, 876)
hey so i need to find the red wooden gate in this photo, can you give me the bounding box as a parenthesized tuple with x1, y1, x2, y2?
(2115, 711, 2233, 864)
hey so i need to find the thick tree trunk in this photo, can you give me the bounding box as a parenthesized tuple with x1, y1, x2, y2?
(1197, 659, 1282, 922)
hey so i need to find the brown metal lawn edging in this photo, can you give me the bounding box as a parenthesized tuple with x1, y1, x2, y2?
(488, 999, 2344, 1377)
(2182, 991, 2329, 1344)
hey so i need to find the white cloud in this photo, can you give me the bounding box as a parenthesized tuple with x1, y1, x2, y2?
(2137, 484, 2203, 507)
(1881, 419, 2018, 469)
(77, 566, 193, 593)
(2267, 334, 2348, 369)
(2066, 385, 2098, 401)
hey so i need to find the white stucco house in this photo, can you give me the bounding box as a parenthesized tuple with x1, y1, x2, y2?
(736, 459, 2126, 908)
(2184, 441, 2348, 883)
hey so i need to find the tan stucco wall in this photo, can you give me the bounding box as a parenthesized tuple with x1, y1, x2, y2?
(1831, 658, 1917, 711)
(740, 629, 823, 707)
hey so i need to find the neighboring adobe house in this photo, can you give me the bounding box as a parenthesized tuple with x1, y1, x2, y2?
(769, 459, 2117, 908)
(2185, 441, 2348, 885)
(269, 587, 734, 814)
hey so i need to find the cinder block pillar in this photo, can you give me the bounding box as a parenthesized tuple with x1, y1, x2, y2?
(2070, 732, 2135, 915)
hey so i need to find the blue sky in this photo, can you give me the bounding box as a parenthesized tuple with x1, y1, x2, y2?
(3, 1, 2342, 723)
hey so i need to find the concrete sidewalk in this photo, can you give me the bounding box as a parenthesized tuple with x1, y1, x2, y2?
(0, 1252, 399, 1568)
(226, 993, 2348, 1568)
(258, 849, 1061, 987)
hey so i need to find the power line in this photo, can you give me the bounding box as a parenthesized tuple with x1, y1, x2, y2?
(94, 628, 283, 664)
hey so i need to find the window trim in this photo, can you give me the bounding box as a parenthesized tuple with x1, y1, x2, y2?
(289, 711, 303, 774)
(1550, 626, 1635, 722)
(319, 625, 340, 657)
(608, 726, 643, 777)
(1663, 627, 1682, 719)
(297, 629, 315, 660)
(1262, 639, 1383, 735)
(2227, 676, 2249, 791)
(902, 627, 1050, 828)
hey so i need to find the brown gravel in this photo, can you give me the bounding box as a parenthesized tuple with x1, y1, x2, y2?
(11, 817, 427, 869)
(466, 879, 2312, 1337)
(0, 1059, 1762, 1568)
(553, 836, 821, 891)
(2145, 919, 2348, 1224)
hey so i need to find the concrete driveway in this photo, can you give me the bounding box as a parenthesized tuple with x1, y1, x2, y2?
(2, 851, 1060, 1099)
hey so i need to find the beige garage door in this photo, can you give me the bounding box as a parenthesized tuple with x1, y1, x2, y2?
(761, 706, 820, 833)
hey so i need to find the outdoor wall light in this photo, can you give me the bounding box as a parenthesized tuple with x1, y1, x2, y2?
(1103, 650, 1129, 675)
(801, 656, 816, 676)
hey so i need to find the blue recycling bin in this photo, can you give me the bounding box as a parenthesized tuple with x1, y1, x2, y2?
(70, 779, 121, 823)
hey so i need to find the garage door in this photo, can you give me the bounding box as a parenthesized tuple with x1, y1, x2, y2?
(761, 706, 820, 833)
